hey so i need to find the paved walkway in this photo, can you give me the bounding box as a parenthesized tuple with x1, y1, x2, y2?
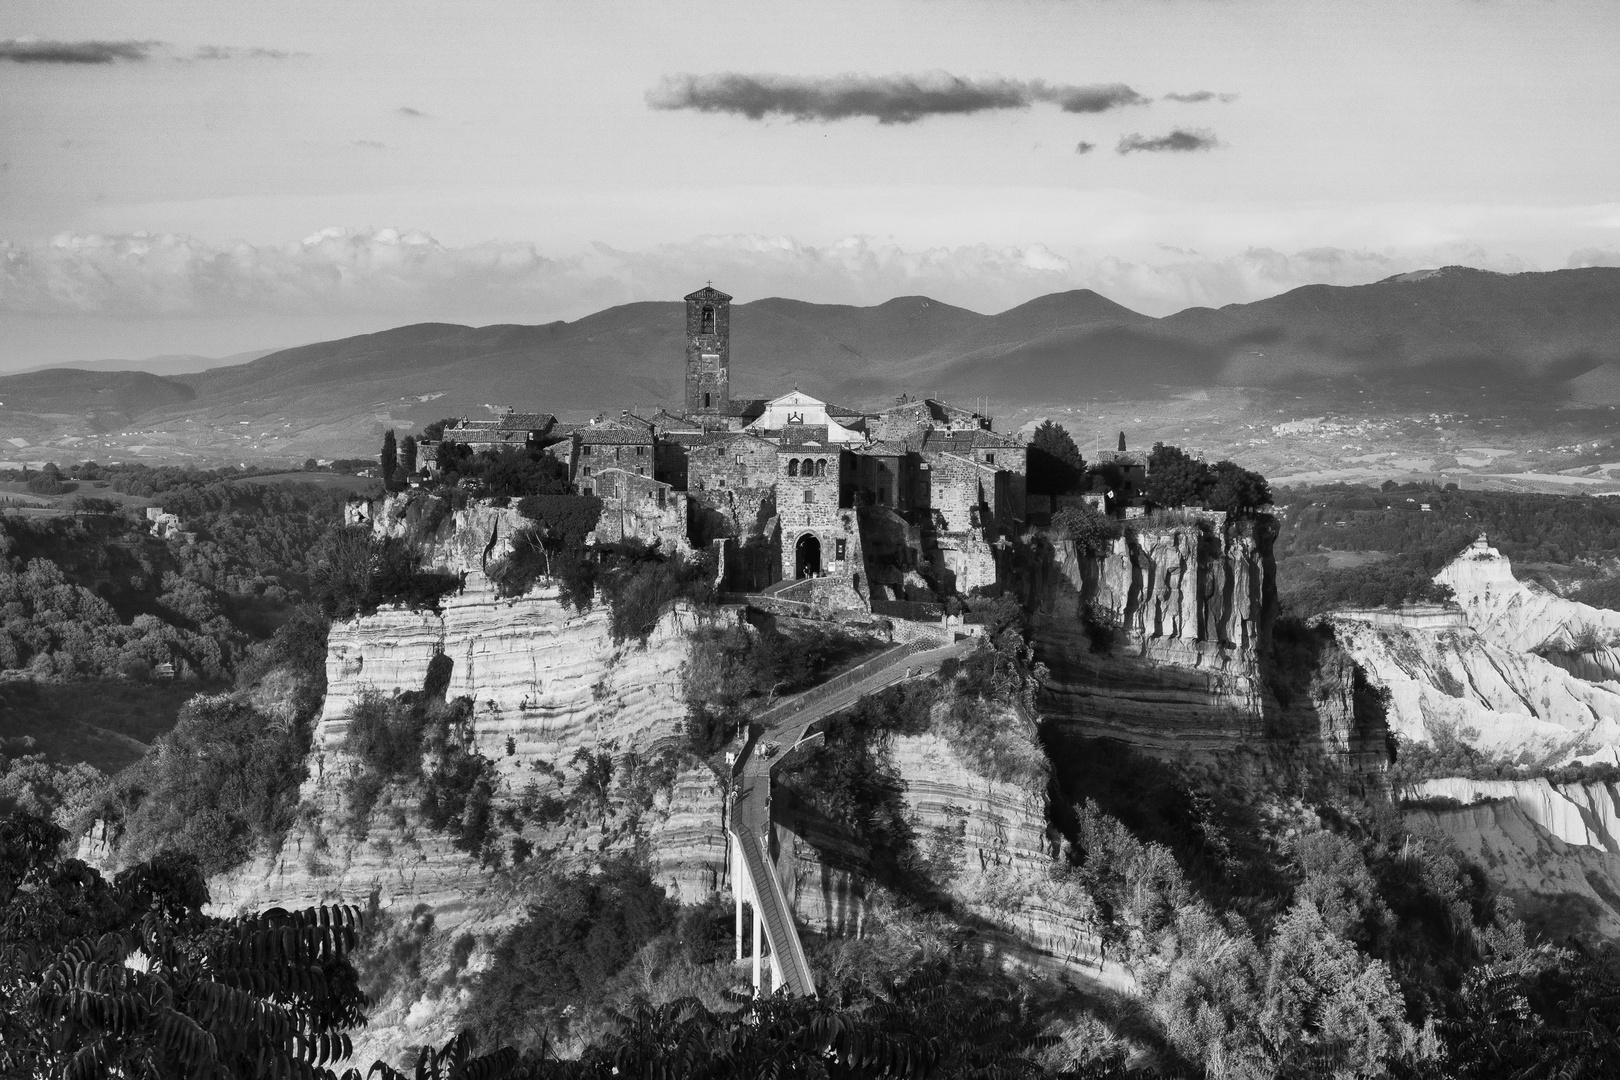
(728, 635, 980, 997)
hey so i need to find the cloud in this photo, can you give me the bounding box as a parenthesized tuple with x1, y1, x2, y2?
(1075, 142, 1096, 155)
(1117, 128, 1220, 154)
(1163, 90, 1238, 104)
(646, 71, 1149, 124)
(1044, 83, 1151, 113)
(191, 45, 294, 60)
(398, 106, 428, 118)
(0, 228, 1543, 325)
(1568, 248, 1620, 268)
(0, 38, 158, 63)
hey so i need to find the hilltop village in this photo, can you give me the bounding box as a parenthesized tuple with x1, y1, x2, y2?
(417, 285, 1156, 615)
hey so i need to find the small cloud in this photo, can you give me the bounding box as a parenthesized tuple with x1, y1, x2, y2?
(398, 106, 428, 118)
(647, 71, 1150, 125)
(352, 140, 386, 150)
(191, 45, 295, 60)
(1163, 90, 1239, 104)
(1075, 141, 1096, 155)
(0, 38, 159, 64)
(1043, 83, 1150, 113)
(1117, 128, 1220, 154)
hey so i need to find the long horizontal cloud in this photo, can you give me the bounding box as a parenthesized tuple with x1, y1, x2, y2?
(0, 228, 1541, 326)
(0, 39, 292, 64)
(647, 72, 1148, 124)
(1163, 90, 1238, 104)
(1118, 128, 1220, 154)
(0, 38, 158, 63)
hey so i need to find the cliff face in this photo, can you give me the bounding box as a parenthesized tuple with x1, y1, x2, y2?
(776, 709, 1136, 991)
(1331, 616, 1620, 761)
(1408, 778, 1620, 942)
(1438, 537, 1620, 657)
(1027, 523, 1383, 769)
(1331, 540, 1620, 763)
(209, 498, 735, 1061)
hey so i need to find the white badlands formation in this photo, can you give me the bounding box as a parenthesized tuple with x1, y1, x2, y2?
(1333, 537, 1620, 761)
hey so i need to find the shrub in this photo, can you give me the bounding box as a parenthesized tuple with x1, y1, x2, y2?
(1051, 504, 1122, 557)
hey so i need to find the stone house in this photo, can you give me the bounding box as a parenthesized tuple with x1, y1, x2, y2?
(870, 397, 990, 441)
(590, 467, 688, 550)
(440, 412, 557, 453)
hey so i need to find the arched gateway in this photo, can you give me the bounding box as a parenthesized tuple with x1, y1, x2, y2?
(794, 534, 821, 579)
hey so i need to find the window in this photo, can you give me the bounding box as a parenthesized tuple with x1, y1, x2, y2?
(835, 538, 847, 560)
(636, 445, 645, 455)
(581, 445, 592, 456)
(701, 305, 715, 334)
(815, 458, 827, 477)
(787, 459, 799, 477)
(803, 490, 815, 504)
(703, 392, 711, 409)
(985, 453, 995, 465)
(636, 466, 644, 476)
(735, 455, 744, 465)
(582, 465, 592, 476)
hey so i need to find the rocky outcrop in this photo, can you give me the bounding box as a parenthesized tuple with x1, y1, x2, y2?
(1330, 539, 1620, 763)
(1027, 523, 1384, 769)
(1408, 778, 1620, 943)
(1332, 617, 1620, 761)
(1438, 536, 1620, 657)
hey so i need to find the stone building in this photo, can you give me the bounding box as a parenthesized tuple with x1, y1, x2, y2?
(590, 467, 688, 549)
(870, 397, 989, 441)
(774, 427, 855, 581)
(440, 411, 557, 453)
(571, 418, 655, 493)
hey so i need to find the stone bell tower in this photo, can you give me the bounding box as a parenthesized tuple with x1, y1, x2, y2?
(684, 284, 731, 419)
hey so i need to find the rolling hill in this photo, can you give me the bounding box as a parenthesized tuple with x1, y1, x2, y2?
(5, 266, 1620, 458)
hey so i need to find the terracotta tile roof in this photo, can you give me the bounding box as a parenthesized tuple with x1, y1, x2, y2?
(908, 429, 1022, 453)
(579, 426, 654, 445)
(775, 425, 832, 448)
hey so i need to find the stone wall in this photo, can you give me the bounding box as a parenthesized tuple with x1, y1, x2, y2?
(686, 433, 778, 540)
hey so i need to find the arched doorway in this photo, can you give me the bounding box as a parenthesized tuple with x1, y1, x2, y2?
(794, 533, 821, 579)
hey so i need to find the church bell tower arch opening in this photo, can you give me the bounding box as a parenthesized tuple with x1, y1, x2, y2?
(685, 284, 731, 420)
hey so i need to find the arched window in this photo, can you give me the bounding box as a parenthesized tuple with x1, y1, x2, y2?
(802, 458, 815, 475)
(815, 458, 827, 477)
(703, 392, 711, 409)
(701, 305, 715, 334)
(803, 489, 815, 504)
(787, 459, 799, 477)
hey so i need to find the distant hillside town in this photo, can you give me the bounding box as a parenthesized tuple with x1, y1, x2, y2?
(399, 285, 1262, 616)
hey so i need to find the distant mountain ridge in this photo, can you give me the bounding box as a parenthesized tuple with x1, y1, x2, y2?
(5, 267, 1620, 449)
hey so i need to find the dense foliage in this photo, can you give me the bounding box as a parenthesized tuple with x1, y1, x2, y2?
(1050, 504, 1123, 557)
(1142, 443, 1272, 516)
(313, 527, 461, 621)
(433, 444, 571, 499)
(88, 608, 330, 873)
(0, 814, 369, 1080)
(1273, 483, 1620, 614)
(681, 620, 881, 757)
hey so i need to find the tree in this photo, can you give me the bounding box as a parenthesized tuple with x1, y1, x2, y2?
(1117, 430, 1127, 452)
(304, 458, 320, 472)
(381, 429, 398, 486)
(401, 435, 418, 478)
(1203, 460, 1272, 516)
(0, 812, 369, 1080)
(1143, 442, 1208, 508)
(1028, 420, 1086, 497)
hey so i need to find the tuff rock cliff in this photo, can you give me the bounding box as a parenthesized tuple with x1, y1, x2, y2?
(1026, 522, 1386, 771)
(210, 500, 734, 1061)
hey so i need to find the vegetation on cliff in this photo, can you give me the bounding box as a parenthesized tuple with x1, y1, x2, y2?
(1274, 482, 1620, 614)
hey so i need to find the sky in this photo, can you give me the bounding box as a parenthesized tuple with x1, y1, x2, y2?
(2, 0, 1619, 369)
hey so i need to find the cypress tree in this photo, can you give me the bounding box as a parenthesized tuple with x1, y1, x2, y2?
(381, 429, 397, 484)
(401, 435, 418, 477)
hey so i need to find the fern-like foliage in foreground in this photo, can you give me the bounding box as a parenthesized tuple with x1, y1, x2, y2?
(0, 809, 370, 1080)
